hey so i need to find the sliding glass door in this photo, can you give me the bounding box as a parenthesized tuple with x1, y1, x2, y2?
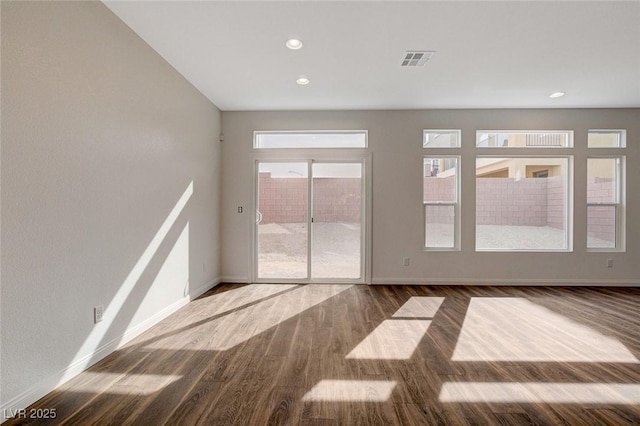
(311, 163, 362, 279)
(256, 160, 364, 282)
(256, 162, 308, 279)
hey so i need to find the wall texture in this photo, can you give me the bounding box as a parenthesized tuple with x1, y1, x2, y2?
(1, 1, 221, 414)
(221, 109, 639, 285)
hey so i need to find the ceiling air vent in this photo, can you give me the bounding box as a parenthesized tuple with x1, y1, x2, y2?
(401, 51, 435, 67)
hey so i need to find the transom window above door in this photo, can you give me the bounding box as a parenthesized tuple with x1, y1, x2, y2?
(254, 131, 367, 149)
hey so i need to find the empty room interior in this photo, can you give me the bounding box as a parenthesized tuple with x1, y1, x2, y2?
(2, 1, 640, 424)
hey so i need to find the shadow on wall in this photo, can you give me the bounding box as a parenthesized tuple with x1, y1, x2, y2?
(60, 180, 198, 385)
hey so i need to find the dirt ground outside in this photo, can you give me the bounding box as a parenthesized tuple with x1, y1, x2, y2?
(428, 223, 613, 249)
(258, 222, 361, 279)
(259, 223, 614, 279)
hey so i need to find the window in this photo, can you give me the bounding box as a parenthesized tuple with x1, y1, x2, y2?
(424, 157, 459, 249)
(476, 157, 571, 251)
(423, 130, 461, 148)
(476, 131, 573, 148)
(587, 157, 624, 250)
(254, 131, 367, 149)
(588, 130, 626, 148)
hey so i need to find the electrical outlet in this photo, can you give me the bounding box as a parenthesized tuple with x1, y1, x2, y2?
(403, 257, 410, 266)
(607, 259, 614, 268)
(94, 306, 103, 324)
(237, 206, 243, 213)
(203, 263, 206, 272)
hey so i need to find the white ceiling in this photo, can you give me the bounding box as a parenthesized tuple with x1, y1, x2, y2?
(104, 1, 640, 111)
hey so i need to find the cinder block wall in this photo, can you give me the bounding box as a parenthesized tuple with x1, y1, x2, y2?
(587, 178, 616, 242)
(257, 174, 615, 242)
(258, 173, 361, 223)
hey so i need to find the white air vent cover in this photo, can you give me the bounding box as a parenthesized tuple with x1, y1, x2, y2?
(401, 51, 435, 67)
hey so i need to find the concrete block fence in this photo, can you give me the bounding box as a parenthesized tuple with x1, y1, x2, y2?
(259, 173, 615, 243)
(587, 178, 617, 242)
(258, 173, 361, 224)
(425, 176, 616, 243)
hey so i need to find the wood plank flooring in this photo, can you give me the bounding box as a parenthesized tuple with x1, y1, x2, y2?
(4, 284, 640, 425)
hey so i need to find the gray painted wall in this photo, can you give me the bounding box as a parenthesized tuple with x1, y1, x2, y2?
(221, 109, 639, 285)
(1, 1, 221, 412)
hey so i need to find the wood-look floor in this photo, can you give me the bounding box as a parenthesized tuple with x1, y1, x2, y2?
(5, 284, 640, 425)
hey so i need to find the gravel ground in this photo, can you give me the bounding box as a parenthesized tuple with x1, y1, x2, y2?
(428, 224, 613, 249)
(258, 222, 361, 279)
(258, 223, 614, 279)
(476, 225, 568, 250)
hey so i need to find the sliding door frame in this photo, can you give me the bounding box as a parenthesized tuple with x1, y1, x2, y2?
(251, 150, 372, 284)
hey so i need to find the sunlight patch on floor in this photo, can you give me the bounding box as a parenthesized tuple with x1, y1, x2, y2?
(191, 283, 299, 315)
(346, 320, 431, 360)
(67, 372, 182, 395)
(303, 380, 397, 402)
(134, 284, 300, 347)
(440, 382, 640, 404)
(452, 298, 639, 363)
(392, 297, 444, 318)
(144, 284, 352, 351)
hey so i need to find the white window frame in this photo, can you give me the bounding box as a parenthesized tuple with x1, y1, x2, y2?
(475, 155, 573, 252)
(423, 129, 461, 148)
(253, 130, 368, 149)
(251, 131, 372, 284)
(476, 130, 574, 148)
(423, 155, 460, 251)
(587, 129, 627, 148)
(586, 156, 625, 252)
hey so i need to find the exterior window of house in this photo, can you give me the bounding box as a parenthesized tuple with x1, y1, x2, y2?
(587, 157, 624, 250)
(254, 131, 367, 149)
(476, 131, 573, 148)
(476, 157, 571, 251)
(424, 157, 459, 249)
(588, 130, 626, 148)
(532, 170, 549, 178)
(423, 130, 461, 148)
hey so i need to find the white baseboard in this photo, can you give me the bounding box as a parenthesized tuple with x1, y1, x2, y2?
(371, 277, 640, 286)
(220, 276, 250, 283)
(1, 278, 220, 421)
(189, 277, 222, 298)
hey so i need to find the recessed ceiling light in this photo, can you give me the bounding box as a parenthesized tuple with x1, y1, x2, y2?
(286, 38, 303, 50)
(296, 76, 310, 85)
(549, 92, 566, 98)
